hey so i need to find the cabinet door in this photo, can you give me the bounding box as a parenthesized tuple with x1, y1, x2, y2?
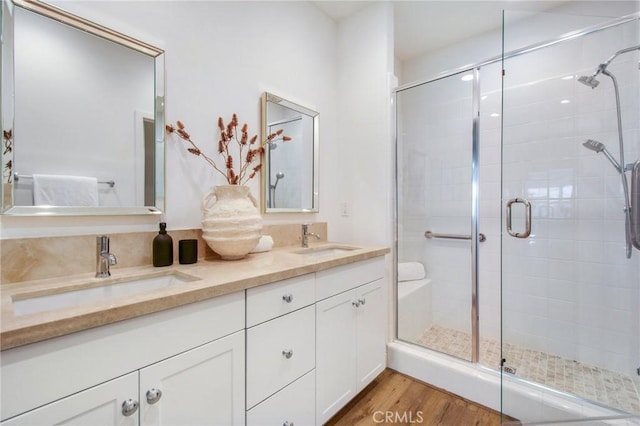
(356, 278, 386, 392)
(315, 290, 357, 425)
(139, 331, 245, 426)
(1, 373, 138, 426)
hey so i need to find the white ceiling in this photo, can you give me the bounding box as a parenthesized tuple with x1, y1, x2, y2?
(313, 1, 635, 61)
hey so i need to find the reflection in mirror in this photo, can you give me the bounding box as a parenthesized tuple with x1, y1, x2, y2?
(1, 0, 165, 215)
(261, 92, 319, 213)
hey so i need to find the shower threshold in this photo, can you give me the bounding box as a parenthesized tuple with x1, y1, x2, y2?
(416, 324, 640, 415)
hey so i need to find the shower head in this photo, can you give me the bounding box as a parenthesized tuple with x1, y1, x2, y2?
(579, 45, 640, 90)
(582, 139, 605, 153)
(578, 74, 600, 89)
(271, 171, 285, 190)
(582, 139, 622, 172)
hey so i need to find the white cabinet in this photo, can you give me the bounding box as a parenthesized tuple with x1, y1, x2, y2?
(1, 292, 245, 426)
(246, 273, 315, 327)
(1, 373, 139, 426)
(315, 258, 386, 425)
(246, 306, 315, 408)
(316, 289, 359, 422)
(355, 280, 386, 390)
(246, 370, 315, 426)
(3, 331, 246, 426)
(1, 255, 387, 426)
(246, 275, 316, 424)
(139, 331, 245, 426)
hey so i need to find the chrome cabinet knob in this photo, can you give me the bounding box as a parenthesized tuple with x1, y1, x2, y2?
(122, 399, 139, 416)
(352, 300, 360, 307)
(146, 388, 163, 405)
(282, 294, 293, 303)
(282, 349, 294, 359)
(283, 422, 294, 426)
(358, 297, 366, 306)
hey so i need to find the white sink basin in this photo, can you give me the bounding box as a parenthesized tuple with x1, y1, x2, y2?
(293, 245, 360, 257)
(12, 271, 200, 316)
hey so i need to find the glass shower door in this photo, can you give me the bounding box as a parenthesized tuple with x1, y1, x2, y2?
(500, 10, 640, 423)
(396, 71, 476, 362)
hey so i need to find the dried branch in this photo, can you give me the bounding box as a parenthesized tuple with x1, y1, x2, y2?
(166, 113, 290, 185)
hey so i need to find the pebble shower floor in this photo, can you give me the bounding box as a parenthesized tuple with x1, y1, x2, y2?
(417, 324, 640, 414)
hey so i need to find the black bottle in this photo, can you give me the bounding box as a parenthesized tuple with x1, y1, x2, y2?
(153, 222, 173, 267)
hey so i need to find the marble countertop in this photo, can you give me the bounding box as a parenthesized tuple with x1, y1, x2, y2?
(0, 243, 389, 350)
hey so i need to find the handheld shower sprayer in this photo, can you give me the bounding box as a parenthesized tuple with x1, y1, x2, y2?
(577, 74, 600, 89)
(582, 139, 622, 172)
(274, 171, 285, 189)
(268, 171, 285, 208)
(578, 44, 640, 257)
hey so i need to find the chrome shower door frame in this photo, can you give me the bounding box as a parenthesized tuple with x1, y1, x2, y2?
(393, 66, 483, 363)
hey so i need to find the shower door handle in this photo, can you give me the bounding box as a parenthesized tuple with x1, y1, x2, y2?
(506, 198, 532, 238)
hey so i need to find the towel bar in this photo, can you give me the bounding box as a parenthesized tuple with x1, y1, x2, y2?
(424, 230, 486, 242)
(14, 172, 115, 188)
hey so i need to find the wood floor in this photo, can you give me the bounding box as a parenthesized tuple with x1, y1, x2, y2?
(326, 369, 517, 426)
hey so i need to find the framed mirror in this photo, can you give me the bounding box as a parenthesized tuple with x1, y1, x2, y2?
(261, 92, 319, 213)
(1, 0, 165, 216)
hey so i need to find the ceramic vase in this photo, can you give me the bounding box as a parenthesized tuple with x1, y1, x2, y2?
(201, 185, 262, 260)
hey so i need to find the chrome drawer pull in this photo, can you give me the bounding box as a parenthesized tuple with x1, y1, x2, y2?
(282, 294, 293, 303)
(282, 349, 294, 359)
(122, 399, 139, 416)
(146, 388, 163, 404)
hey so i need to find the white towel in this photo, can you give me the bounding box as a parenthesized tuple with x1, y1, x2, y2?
(250, 235, 274, 253)
(398, 262, 426, 282)
(33, 174, 99, 206)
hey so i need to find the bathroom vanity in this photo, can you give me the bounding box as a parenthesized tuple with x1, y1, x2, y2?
(0, 244, 388, 425)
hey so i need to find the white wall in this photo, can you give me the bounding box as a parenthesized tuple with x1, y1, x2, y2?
(501, 18, 639, 378)
(332, 2, 394, 247)
(2, 1, 395, 254)
(1, 1, 341, 237)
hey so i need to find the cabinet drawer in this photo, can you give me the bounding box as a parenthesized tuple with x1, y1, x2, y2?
(316, 257, 385, 301)
(246, 305, 315, 409)
(246, 370, 315, 426)
(246, 274, 315, 327)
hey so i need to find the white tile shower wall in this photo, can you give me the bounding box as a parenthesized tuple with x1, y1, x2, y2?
(500, 21, 639, 377)
(399, 14, 639, 382)
(398, 75, 475, 337)
(478, 61, 504, 343)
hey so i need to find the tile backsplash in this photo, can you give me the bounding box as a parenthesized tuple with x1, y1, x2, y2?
(0, 222, 326, 284)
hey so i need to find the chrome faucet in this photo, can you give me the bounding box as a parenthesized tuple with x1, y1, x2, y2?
(301, 224, 321, 248)
(96, 235, 117, 277)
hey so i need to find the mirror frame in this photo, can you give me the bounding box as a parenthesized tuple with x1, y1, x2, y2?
(260, 92, 319, 214)
(1, 0, 166, 216)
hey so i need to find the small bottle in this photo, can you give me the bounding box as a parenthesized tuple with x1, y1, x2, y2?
(153, 222, 173, 267)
